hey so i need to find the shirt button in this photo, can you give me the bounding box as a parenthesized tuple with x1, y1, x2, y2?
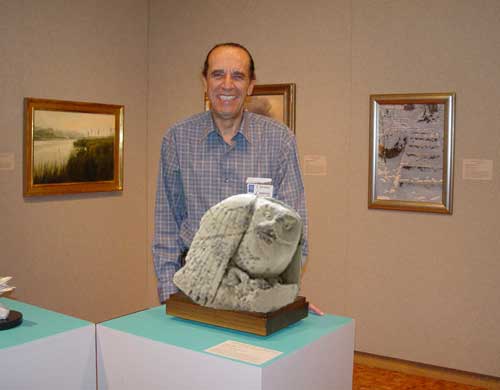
(224, 178, 229, 183)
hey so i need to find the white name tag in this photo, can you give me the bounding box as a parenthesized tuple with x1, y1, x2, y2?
(246, 177, 273, 197)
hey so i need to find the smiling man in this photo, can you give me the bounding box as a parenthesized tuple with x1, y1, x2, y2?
(203, 44, 255, 141)
(152, 43, 308, 304)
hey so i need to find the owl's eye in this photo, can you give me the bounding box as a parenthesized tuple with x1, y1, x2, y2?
(281, 215, 297, 231)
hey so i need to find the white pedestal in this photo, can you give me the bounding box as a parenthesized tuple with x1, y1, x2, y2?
(0, 298, 96, 390)
(97, 306, 354, 390)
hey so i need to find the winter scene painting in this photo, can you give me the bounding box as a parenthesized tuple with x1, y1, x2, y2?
(369, 93, 455, 214)
(24, 98, 123, 196)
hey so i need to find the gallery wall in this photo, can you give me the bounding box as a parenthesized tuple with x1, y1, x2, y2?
(348, 0, 500, 377)
(147, 0, 500, 377)
(1, 0, 499, 379)
(0, 0, 150, 323)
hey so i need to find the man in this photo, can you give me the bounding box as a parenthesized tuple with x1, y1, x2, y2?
(152, 43, 308, 304)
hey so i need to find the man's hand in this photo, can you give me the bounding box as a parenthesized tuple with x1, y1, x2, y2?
(308, 302, 324, 316)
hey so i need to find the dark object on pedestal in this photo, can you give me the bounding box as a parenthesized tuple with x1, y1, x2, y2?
(0, 310, 23, 330)
(166, 292, 308, 336)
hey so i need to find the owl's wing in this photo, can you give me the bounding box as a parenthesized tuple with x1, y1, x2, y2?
(173, 194, 256, 306)
(267, 198, 303, 285)
(280, 228, 303, 285)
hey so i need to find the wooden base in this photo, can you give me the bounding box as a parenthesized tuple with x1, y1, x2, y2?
(0, 310, 23, 330)
(166, 293, 308, 336)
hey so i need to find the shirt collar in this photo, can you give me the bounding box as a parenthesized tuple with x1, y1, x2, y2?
(201, 111, 253, 144)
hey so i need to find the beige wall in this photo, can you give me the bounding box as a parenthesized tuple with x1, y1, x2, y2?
(349, 0, 500, 377)
(0, 0, 150, 323)
(1, 0, 499, 378)
(147, 0, 500, 377)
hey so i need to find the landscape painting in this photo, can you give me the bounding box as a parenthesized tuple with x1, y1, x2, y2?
(245, 94, 284, 124)
(24, 98, 124, 196)
(368, 93, 455, 214)
(205, 83, 296, 133)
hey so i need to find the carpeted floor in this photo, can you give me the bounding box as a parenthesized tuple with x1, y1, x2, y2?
(353, 364, 487, 390)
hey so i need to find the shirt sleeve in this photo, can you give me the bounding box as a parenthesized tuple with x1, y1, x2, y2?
(152, 130, 186, 302)
(274, 131, 309, 260)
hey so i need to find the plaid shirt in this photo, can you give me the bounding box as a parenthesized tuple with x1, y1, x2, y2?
(152, 111, 308, 302)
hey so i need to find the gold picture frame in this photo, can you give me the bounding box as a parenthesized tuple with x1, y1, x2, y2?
(204, 83, 296, 133)
(368, 92, 455, 214)
(24, 98, 124, 196)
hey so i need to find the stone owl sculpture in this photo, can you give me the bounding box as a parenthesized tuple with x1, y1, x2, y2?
(173, 194, 303, 313)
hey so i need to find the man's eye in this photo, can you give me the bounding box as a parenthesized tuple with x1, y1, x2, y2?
(211, 72, 224, 79)
(232, 73, 245, 80)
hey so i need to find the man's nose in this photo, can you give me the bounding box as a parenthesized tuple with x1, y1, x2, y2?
(222, 74, 234, 89)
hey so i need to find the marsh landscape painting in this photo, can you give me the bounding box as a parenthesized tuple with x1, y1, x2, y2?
(25, 98, 123, 196)
(33, 110, 115, 184)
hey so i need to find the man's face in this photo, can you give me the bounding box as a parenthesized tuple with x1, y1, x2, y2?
(203, 46, 255, 122)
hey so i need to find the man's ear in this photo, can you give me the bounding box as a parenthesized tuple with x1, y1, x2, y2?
(247, 79, 256, 96)
(202, 77, 208, 93)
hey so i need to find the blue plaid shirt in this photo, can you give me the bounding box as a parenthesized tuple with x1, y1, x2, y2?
(152, 111, 308, 302)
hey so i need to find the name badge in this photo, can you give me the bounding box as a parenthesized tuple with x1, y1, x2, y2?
(246, 177, 273, 197)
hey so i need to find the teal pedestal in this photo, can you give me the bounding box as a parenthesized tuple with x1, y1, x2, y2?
(0, 298, 96, 390)
(97, 305, 355, 390)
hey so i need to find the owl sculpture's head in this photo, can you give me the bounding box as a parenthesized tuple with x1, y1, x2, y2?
(232, 197, 302, 278)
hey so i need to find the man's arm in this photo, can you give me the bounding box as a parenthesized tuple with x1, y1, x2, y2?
(274, 134, 323, 315)
(274, 133, 308, 260)
(152, 130, 186, 303)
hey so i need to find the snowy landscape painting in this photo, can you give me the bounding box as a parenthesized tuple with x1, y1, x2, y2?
(24, 98, 124, 196)
(369, 93, 455, 214)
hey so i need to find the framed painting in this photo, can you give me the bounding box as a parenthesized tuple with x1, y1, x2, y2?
(24, 98, 124, 196)
(368, 92, 455, 214)
(205, 83, 296, 133)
